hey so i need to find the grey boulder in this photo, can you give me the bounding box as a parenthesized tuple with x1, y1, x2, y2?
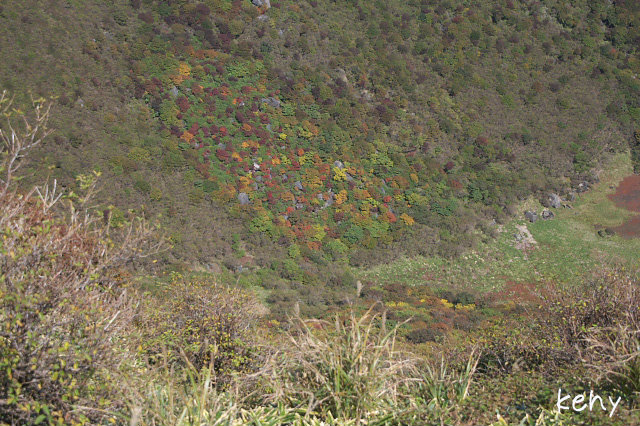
(238, 192, 250, 205)
(261, 97, 280, 108)
(548, 193, 563, 209)
(524, 211, 538, 223)
(541, 209, 555, 220)
(577, 181, 590, 193)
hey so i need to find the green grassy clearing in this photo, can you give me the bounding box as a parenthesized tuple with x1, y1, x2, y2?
(357, 152, 640, 295)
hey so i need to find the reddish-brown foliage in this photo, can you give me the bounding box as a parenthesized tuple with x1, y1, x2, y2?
(176, 96, 190, 113)
(608, 174, 640, 238)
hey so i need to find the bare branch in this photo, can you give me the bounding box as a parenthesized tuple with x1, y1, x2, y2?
(0, 91, 53, 196)
(35, 179, 64, 213)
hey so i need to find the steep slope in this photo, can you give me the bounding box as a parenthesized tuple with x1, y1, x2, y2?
(1, 0, 638, 315)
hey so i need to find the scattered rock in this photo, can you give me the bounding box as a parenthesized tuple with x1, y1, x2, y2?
(514, 233, 524, 242)
(261, 97, 280, 108)
(251, 0, 270, 7)
(266, 124, 272, 131)
(336, 68, 348, 84)
(323, 191, 335, 208)
(567, 192, 576, 202)
(598, 227, 616, 237)
(317, 193, 324, 201)
(238, 192, 250, 205)
(333, 160, 344, 169)
(294, 180, 303, 191)
(541, 209, 555, 220)
(576, 181, 590, 193)
(514, 224, 537, 251)
(548, 193, 563, 209)
(170, 86, 179, 98)
(524, 211, 538, 223)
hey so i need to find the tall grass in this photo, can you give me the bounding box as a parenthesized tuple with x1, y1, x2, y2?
(129, 352, 377, 426)
(129, 307, 482, 426)
(491, 408, 575, 426)
(262, 307, 415, 424)
(397, 349, 479, 426)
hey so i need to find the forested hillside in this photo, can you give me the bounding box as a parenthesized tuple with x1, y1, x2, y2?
(1, 0, 639, 314)
(1, 0, 640, 425)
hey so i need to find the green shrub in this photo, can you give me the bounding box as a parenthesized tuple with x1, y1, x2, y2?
(324, 238, 349, 260)
(343, 225, 364, 245)
(163, 150, 186, 169)
(135, 176, 151, 193)
(137, 275, 264, 384)
(281, 258, 303, 281)
(158, 99, 181, 127)
(129, 146, 151, 163)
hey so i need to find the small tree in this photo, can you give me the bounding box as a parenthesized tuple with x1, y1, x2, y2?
(0, 90, 53, 197)
(0, 91, 165, 424)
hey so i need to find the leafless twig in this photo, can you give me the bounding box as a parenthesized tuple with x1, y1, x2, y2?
(0, 90, 53, 196)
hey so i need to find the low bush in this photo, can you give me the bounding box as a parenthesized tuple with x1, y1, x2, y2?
(0, 93, 163, 425)
(538, 267, 639, 365)
(586, 321, 640, 398)
(479, 266, 640, 379)
(0, 178, 162, 424)
(136, 275, 266, 386)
